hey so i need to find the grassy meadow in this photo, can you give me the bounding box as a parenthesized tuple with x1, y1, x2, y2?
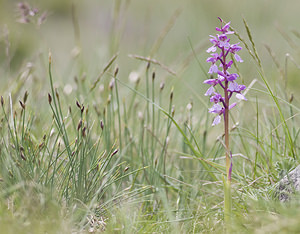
(1, 0, 300, 233)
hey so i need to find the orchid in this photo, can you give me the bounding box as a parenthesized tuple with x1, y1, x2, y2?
(203, 18, 247, 227)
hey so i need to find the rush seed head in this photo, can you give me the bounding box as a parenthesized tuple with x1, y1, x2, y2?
(48, 93, 52, 104)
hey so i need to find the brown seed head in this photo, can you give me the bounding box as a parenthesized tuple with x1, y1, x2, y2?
(170, 90, 174, 100)
(109, 79, 115, 90)
(76, 100, 81, 109)
(23, 91, 29, 103)
(20, 152, 26, 161)
(289, 93, 294, 103)
(19, 100, 25, 109)
(39, 142, 44, 149)
(82, 126, 87, 137)
(48, 93, 52, 104)
(114, 66, 119, 77)
(55, 89, 59, 100)
(107, 95, 111, 104)
(171, 105, 175, 117)
(111, 149, 119, 157)
(77, 120, 82, 131)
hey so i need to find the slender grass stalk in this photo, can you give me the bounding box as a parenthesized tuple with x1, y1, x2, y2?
(151, 72, 155, 161)
(145, 63, 150, 157)
(114, 67, 122, 150)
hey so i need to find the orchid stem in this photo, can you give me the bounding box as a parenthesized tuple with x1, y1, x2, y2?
(224, 52, 232, 230)
(204, 18, 246, 230)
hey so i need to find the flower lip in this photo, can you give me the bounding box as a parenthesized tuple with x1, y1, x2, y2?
(209, 103, 223, 114)
(230, 43, 242, 53)
(228, 81, 239, 92)
(236, 93, 247, 101)
(227, 82, 246, 92)
(212, 115, 221, 126)
(227, 73, 239, 82)
(206, 53, 219, 63)
(210, 92, 223, 103)
(234, 54, 243, 63)
(208, 64, 219, 74)
(205, 86, 215, 96)
(206, 45, 217, 53)
(218, 34, 228, 41)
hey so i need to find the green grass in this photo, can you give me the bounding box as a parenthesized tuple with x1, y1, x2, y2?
(1, 0, 300, 233)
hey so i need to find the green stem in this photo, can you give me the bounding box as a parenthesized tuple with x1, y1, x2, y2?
(224, 178, 232, 230)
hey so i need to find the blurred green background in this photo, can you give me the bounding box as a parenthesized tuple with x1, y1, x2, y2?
(1, 1, 300, 232)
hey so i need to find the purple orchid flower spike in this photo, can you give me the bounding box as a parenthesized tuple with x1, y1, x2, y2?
(204, 18, 247, 126)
